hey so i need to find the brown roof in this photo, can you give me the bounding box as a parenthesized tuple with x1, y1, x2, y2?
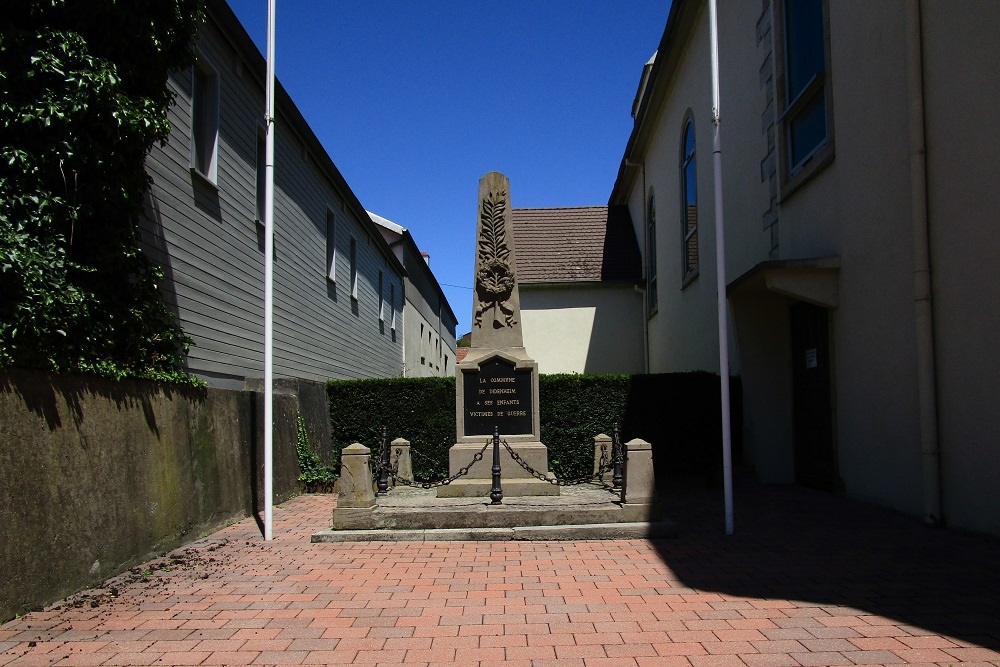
(510, 205, 642, 283)
(455, 347, 470, 364)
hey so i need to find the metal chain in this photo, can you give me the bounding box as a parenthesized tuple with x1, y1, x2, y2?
(501, 439, 615, 487)
(391, 440, 491, 489)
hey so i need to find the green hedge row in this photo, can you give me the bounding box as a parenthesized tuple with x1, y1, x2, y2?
(327, 372, 741, 484)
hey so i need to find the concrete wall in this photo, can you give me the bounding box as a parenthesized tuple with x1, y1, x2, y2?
(520, 284, 645, 375)
(921, 0, 1000, 536)
(0, 370, 302, 622)
(617, 0, 1000, 535)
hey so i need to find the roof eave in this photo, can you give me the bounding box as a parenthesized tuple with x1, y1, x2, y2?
(204, 0, 406, 279)
(609, 0, 694, 206)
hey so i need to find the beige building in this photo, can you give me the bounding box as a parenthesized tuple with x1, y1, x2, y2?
(369, 213, 458, 377)
(512, 206, 645, 375)
(610, 0, 1000, 535)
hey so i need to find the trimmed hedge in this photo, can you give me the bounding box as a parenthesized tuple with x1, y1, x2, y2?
(327, 377, 456, 481)
(327, 373, 741, 485)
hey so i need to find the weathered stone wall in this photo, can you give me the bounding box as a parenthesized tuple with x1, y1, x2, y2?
(0, 370, 302, 622)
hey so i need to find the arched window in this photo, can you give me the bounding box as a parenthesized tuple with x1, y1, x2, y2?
(681, 118, 698, 281)
(646, 190, 657, 316)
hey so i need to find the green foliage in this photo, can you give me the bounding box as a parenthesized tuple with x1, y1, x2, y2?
(538, 374, 631, 478)
(327, 377, 457, 481)
(0, 0, 204, 383)
(327, 373, 742, 485)
(295, 414, 336, 492)
(541, 372, 742, 480)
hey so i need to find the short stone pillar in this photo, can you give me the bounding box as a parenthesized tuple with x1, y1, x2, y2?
(593, 433, 612, 482)
(391, 438, 413, 481)
(332, 443, 376, 529)
(621, 438, 655, 505)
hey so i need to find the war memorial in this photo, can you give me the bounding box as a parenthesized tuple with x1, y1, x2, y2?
(313, 173, 670, 541)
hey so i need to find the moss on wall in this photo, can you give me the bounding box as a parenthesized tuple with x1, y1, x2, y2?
(0, 369, 300, 622)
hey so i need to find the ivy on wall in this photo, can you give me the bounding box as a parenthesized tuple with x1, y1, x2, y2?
(0, 0, 204, 384)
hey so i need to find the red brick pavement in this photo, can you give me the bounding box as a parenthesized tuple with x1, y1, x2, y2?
(2, 475, 999, 666)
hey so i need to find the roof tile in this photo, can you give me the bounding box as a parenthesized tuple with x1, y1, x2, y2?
(510, 205, 641, 283)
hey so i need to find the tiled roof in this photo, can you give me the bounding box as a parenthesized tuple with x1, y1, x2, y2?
(510, 205, 642, 283)
(455, 347, 470, 364)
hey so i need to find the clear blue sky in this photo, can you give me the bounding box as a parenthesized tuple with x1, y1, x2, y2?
(228, 1, 672, 336)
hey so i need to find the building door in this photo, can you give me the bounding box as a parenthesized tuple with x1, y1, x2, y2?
(790, 302, 836, 490)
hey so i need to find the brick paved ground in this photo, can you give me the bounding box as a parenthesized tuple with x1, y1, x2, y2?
(2, 473, 999, 666)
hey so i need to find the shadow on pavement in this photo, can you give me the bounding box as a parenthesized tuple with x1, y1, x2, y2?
(652, 468, 1000, 651)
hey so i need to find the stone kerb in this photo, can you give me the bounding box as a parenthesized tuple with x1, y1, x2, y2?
(621, 438, 655, 505)
(332, 443, 376, 529)
(391, 438, 412, 482)
(593, 433, 612, 482)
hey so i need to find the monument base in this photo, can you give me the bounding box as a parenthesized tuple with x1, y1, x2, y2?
(437, 440, 560, 498)
(435, 478, 560, 498)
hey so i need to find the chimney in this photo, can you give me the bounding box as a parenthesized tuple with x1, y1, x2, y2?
(421, 251, 430, 266)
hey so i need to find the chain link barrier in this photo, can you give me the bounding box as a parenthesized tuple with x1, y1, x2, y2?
(371, 438, 492, 489)
(368, 423, 624, 492)
(500, 439, 616, 487)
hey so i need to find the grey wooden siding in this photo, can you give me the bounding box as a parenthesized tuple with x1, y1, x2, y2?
(141, 15, 403, 385)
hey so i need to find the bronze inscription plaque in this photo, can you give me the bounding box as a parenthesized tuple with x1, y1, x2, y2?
(463, 358, 532, 436)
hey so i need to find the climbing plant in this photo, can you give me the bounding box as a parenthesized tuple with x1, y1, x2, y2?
(0, 0, 204, 384)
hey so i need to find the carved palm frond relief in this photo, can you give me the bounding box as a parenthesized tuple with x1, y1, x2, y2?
(478, 190, 510, 263)
(473, 189, 517, 330)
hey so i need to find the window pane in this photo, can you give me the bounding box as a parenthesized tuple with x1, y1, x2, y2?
(785, 0, 824, 100)
(326, 211, 336, 281)
(192, 64, 218, 178)
(789, 89, 827, 168)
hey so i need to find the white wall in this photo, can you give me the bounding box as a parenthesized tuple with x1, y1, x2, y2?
(520, 284, 644, 375)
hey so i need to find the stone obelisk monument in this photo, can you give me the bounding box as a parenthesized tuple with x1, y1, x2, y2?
(438, 171, 558, 497)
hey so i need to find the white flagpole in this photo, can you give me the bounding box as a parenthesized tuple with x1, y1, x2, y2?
(709, 0, 734, 535)
(263, 0, 276, 541)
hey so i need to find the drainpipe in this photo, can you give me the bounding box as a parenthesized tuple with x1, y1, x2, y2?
(906, 0, 941, 526)
(626, 159, 649, 374)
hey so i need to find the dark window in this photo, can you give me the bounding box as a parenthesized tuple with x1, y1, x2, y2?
(390, 283, 396, 329)
(777, 0, 833, 183)
(326, 210, 337, 281)
(378, 270, 384, 321)
(191, 58, 219, 181)
(350, 237, 358, 299)
(681, 118, 698, 281)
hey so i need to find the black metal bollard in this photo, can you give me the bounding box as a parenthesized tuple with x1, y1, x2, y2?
(612, 421, 623, 489)
(377, 426, 390, 495)
(490, 426, 503, 504)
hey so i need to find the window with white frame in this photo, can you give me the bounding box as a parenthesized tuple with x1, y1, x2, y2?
(776, 0, 833, 187)
(646, 190, 657, 316)
(326, 209, 337, 282)
(191, 55, 219, 182)
(680, 117, 698, 283)
(378, 270, 385, 321)
(349, 237, 358, 299)
(390, 283, 396, 330)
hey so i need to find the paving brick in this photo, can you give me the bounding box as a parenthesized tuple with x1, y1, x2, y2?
(4, 487, 1000, 667)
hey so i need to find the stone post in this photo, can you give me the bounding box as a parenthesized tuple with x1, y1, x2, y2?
(332, 443, 376, 529)
(391, 437, 412, 482)
(621, 438, 655, 505)
(593, 433, 612, 482)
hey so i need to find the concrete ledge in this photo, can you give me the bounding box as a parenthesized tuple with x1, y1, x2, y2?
(311, 521, 677, 543)
(435, 477, 561, 497)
